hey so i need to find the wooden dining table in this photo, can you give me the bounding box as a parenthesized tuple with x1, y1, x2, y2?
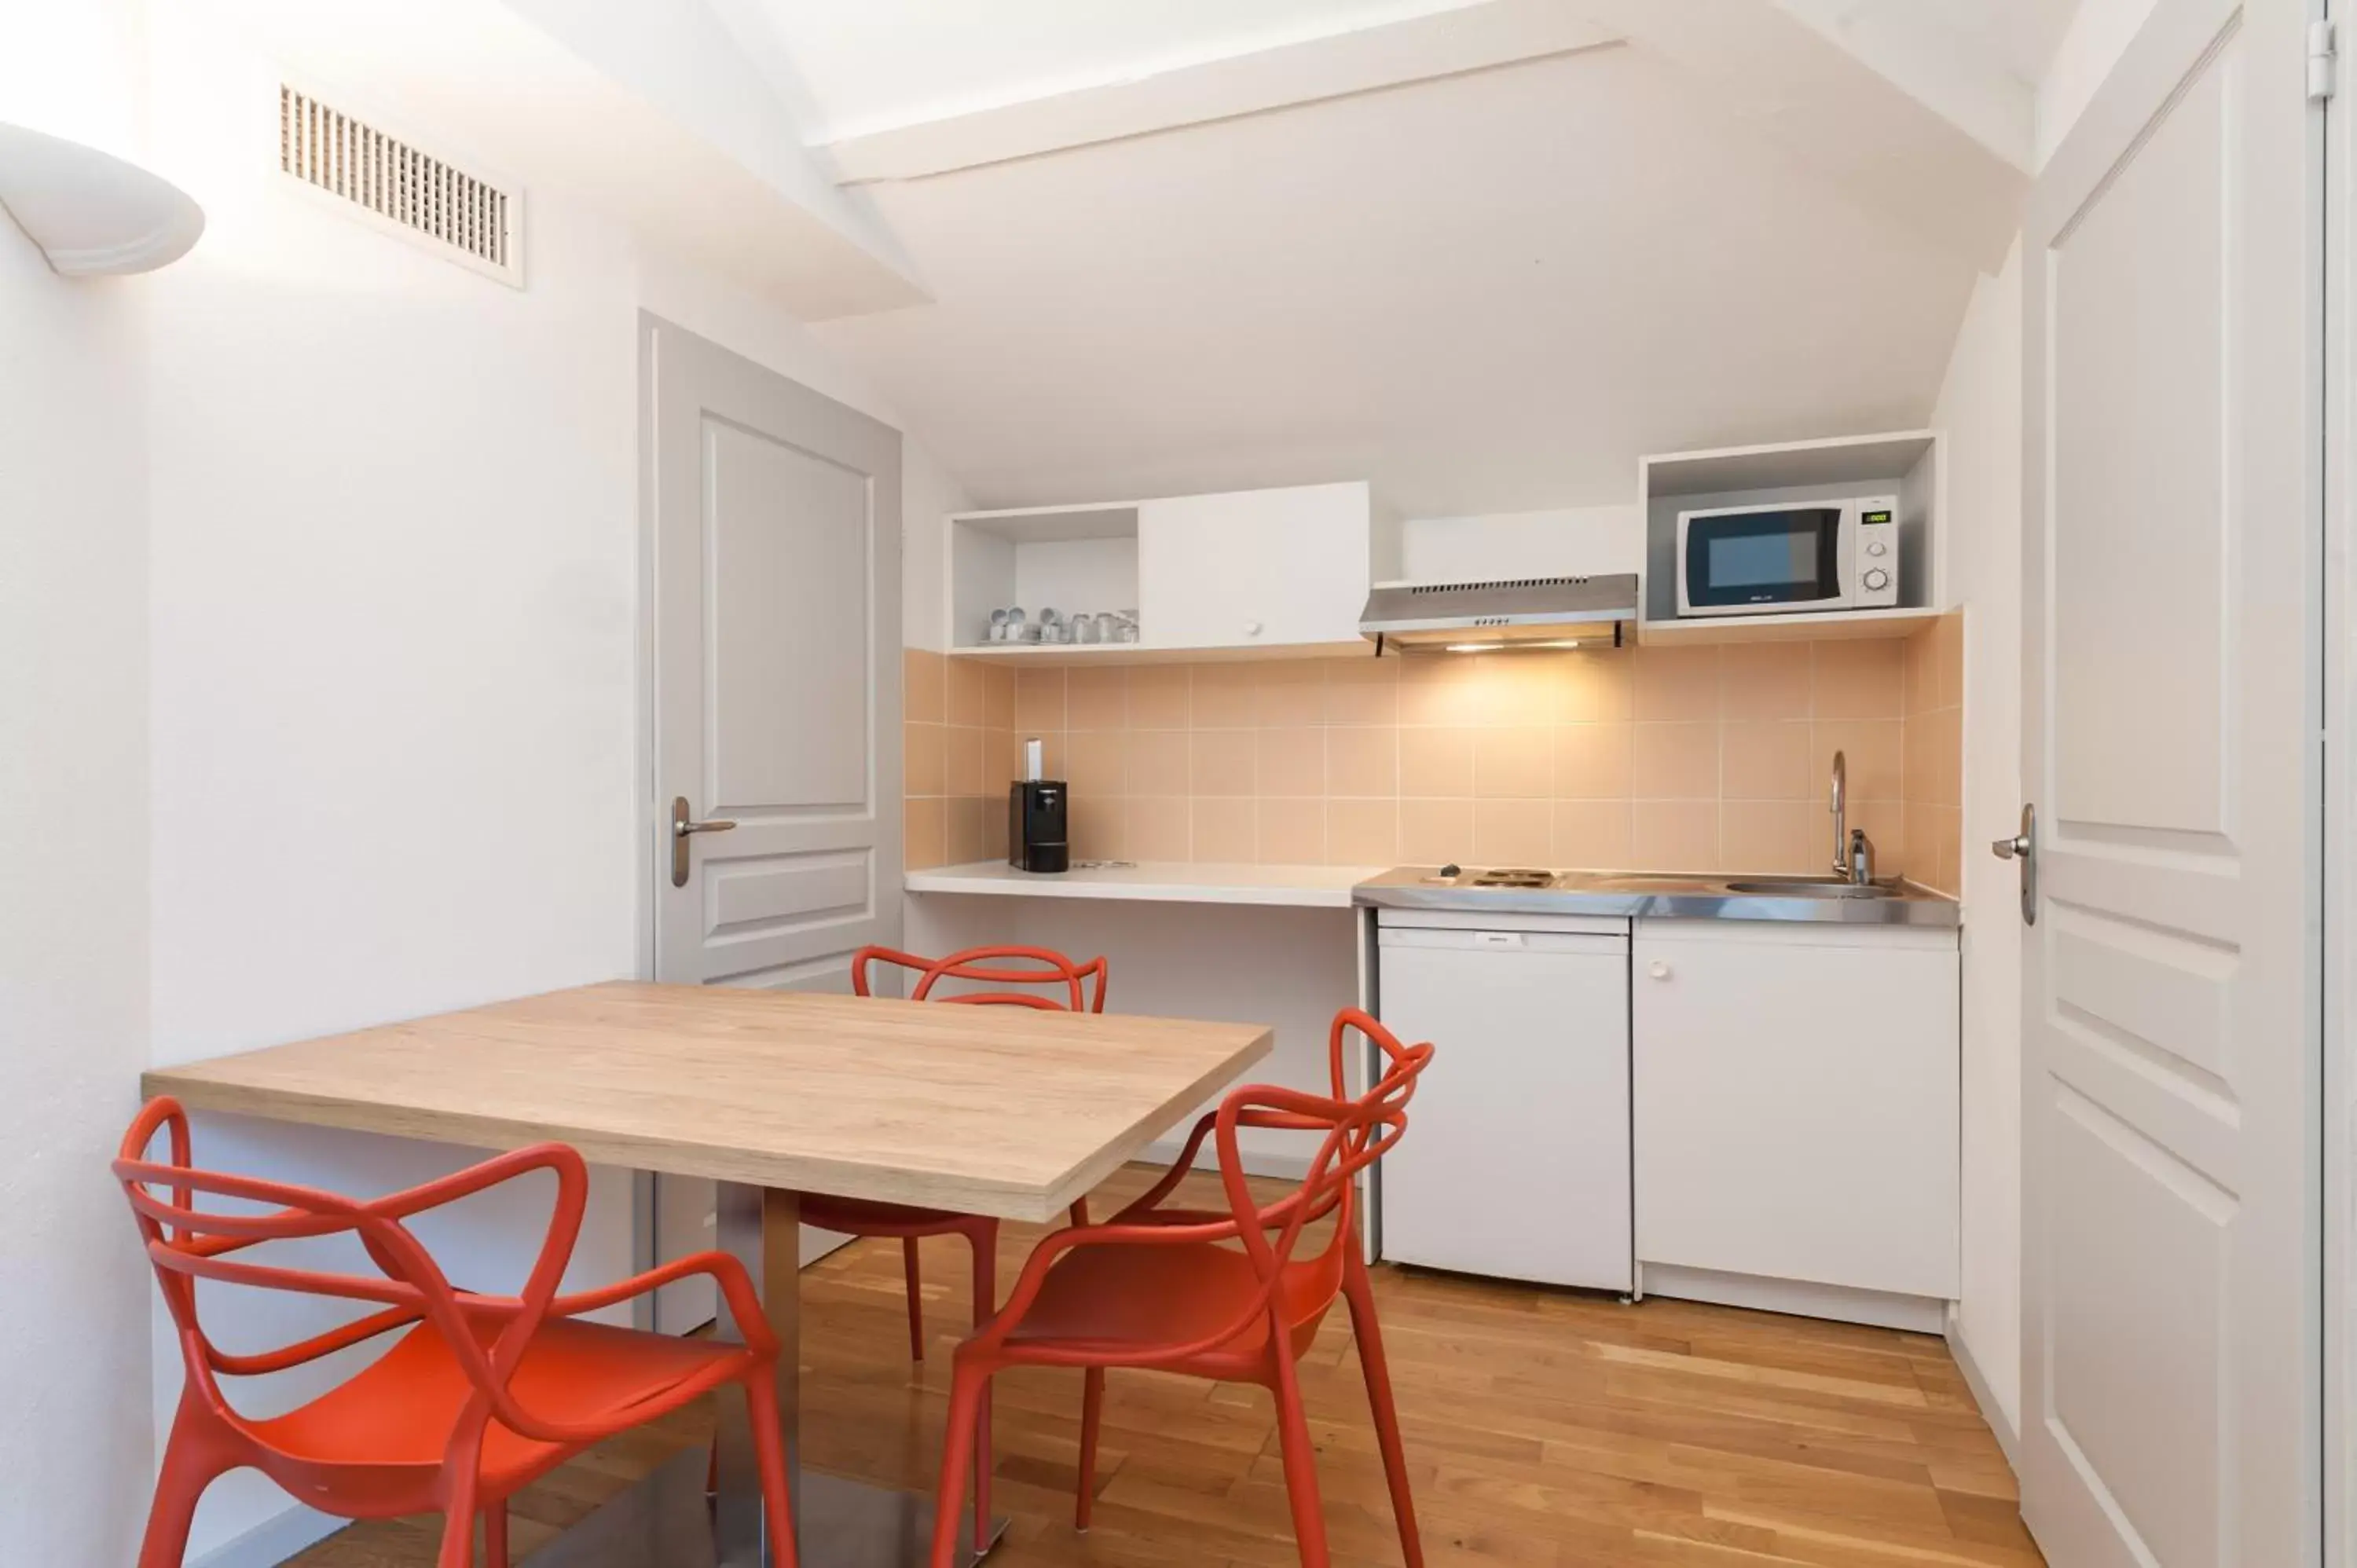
(141, 981, 1274, 1567)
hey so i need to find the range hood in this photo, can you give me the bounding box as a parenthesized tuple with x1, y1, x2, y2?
(1358, 573, 1639, 653)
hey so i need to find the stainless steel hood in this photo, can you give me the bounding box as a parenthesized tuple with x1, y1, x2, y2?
(1358, 573, 1639, 653)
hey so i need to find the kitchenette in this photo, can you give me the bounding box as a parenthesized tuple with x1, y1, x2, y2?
(904, 427, 1969, 1340)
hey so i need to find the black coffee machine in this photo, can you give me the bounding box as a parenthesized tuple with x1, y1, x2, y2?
(1008, 738, 1069, 874)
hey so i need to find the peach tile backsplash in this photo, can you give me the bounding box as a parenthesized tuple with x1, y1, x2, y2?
(904, 619, 1965, 885)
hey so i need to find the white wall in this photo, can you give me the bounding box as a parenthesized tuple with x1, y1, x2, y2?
(905, 896, 1362, 1174)
(0, 124, 159, 1568)
(0, 2, 157, 1561)
(1394, 504, 1644, 584)
(1931, 240, 2025, 1443)
(126, 12, 969, 1559)
(1916, 0, 2159, 1456)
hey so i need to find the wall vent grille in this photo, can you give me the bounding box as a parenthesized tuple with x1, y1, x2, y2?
(278, 85, 522, 286)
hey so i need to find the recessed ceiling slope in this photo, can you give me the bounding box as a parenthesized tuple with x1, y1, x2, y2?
(808, 43, 1981, 518)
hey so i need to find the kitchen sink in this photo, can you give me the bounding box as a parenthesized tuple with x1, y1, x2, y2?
(1722, 878, 1893, 899)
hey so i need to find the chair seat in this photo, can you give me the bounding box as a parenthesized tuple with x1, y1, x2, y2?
(252, 1314, 747, 1484)
(1003, 1240, 1331, 1374)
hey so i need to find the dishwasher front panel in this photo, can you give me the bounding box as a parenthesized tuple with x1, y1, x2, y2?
(1374, 925, 1632, 1291)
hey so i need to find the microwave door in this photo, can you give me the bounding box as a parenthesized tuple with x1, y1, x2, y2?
(1683, 507, 1843, 614)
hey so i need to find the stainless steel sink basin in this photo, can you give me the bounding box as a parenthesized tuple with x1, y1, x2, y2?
(1722, 879, 1892, 899)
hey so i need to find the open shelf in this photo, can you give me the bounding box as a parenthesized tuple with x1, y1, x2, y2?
(946, 640, 1366, 667)
(1636, 606, 1943, 645)
(1638, 428, 1944, 640)
(949, 503, 1140, 652)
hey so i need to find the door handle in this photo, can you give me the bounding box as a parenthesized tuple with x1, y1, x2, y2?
(670, 797, 737, 888)
(1989, 802, 2036, 925)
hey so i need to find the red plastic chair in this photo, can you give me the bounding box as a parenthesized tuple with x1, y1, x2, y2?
(115, 1097, 797, 1568)
(795, 943, 1107, 1546)
(925, 1007, 1434, 1568)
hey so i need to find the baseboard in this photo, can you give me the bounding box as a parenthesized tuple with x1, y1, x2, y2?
(188, 1503, 343, 1568)
(1637, 1262, 1948, 1335)
(1945, 1310, 2022, 1467)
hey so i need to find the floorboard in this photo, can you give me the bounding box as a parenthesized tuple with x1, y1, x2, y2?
(281, 1167, 2042, 1567)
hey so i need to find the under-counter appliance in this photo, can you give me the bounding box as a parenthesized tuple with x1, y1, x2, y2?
(1372, 887, 1632, 1292)
(1007, 738, 1069, 874)
(1676, 494, 1899, 617)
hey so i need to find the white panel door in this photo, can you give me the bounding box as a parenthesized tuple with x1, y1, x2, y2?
(643, 315, 902, 1330)
(1138, 482, 1370, 649)
(2018, 4, 2322, 1563)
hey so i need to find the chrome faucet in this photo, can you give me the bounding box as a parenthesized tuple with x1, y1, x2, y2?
(1831, 749, 1874, 885)
(1830, 749, 1847, 876)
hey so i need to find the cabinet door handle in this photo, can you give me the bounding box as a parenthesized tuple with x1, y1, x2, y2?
(1243, 619, 1264, 637)
(1648, 960, 1672, 980)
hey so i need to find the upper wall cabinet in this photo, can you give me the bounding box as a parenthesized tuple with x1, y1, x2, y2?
(1138, 482, 1372, 654)
(948, 482, 1380, 662)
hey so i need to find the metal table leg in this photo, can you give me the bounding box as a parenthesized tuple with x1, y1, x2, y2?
(525, 1182, 1010, 1567)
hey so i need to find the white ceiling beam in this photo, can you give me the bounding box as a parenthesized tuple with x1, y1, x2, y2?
(1578, 0, 2031, 272)
(821, 0, 1626, 186)
(1768, 0, 2039, 170)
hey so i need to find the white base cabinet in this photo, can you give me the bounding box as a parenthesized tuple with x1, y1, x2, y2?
(1632, 920, 1959, 1303)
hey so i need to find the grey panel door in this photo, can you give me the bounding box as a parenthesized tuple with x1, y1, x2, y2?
(2018, 2, 2322, 1564)
(643, 314, 902, 1329)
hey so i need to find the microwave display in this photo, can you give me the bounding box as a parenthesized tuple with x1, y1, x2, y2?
(1684, 507, 1840, 607)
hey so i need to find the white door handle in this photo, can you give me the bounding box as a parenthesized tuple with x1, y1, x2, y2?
(1648, 960, 1672, 980)
(1243, 619, 1263, 637)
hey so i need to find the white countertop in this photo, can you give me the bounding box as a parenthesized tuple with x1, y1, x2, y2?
(904, 861, 1377, 909)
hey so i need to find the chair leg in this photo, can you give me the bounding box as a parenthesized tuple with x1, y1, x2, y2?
(436, 1486, 479, 1568)
(1075, 1366, 1105, 1531)
(928, 1362, 988, 1568)
(482, 1502, 510, 1568)
(1268, 1339, 1332, 1568)
(969, 1223, 999, 1552)
(1343, 1258, 1424, 1568)
(743, 1367, 801, 1568)
(137, 1410, 229, 1568)
(904, 1236, 926, 1361)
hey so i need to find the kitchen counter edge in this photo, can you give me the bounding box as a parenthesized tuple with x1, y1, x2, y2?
(904, 861, 1373, 909)
(904, 863, 1961, 925)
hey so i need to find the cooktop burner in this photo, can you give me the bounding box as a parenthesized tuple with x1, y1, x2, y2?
(1469, 867, 1554, 888)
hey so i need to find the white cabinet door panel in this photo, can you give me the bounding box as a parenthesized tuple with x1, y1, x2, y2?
(1376, 927, 1631, 1291)
(1138, 482, 1369, 650)
(1633, 922, 1959, 1300)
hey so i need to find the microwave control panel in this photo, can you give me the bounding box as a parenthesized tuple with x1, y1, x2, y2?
(1853, 503, 1901, 607)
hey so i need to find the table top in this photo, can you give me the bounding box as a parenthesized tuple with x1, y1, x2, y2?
(141, 982, 1274, 1222)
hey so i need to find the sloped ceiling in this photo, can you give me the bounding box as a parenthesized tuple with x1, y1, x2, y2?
(724, 0, 2080, 515)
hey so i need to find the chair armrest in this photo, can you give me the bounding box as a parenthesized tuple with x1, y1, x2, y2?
(548, 1251, 779, 1356)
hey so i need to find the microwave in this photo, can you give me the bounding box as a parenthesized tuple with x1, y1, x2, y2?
(1675, 496, 1901, 617)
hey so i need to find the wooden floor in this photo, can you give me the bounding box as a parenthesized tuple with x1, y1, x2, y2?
(288, 1167, 2042, 1567)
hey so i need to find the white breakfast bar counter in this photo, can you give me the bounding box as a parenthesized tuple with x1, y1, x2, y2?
(902, 860, 1377, 909)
